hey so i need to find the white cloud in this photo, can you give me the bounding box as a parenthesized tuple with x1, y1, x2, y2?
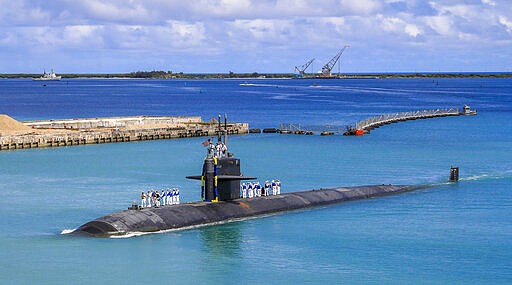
(405, 24, 422, 37)
(44, 25, 104, 50)
(63, 25, 102, 44)
(200, 0, 252, 16)
(429, 2, 477, 19)
(499, 15, 512, 33)
(481, 0, 496, 6)
(69, 0, 151, 23)
(339, 0, 382, 15)
(425, 15, 454, 36)
(379, 15, 423, 38)
(232, 19, 288, 41)
(167, 21, 206, 47)
(0, 1, 51, 26)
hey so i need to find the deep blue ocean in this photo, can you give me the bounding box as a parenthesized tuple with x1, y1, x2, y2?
(0, 78, 511, 284)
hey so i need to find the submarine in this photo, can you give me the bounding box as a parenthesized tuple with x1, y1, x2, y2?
(75, 115, 428, 237)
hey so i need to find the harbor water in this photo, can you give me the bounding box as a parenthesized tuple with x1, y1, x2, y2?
(0, 78, 511, 284)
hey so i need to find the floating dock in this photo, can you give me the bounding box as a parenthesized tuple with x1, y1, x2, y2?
(344, 105, 476, 136)
(75, 184, 424, 237)
(0, 116, 248, 150)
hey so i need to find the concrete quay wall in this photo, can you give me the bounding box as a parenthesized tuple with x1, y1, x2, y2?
(24, 116, 203, 130)
(0, 116, 248, 151)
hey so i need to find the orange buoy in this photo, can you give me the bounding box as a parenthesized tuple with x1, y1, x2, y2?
(355, 129, 364, 136)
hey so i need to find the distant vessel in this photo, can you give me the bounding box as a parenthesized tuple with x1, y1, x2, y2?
(33, 70, 61, 81)
(461, 104, 477, 115)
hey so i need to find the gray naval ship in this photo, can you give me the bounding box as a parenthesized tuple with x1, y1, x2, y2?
(75, 115, 426, 237)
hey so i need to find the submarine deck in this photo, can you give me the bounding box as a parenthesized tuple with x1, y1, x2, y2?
(76, 185, 424, 237)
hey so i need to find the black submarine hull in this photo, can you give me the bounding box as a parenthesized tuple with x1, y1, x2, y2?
(75, 185, 424, 237)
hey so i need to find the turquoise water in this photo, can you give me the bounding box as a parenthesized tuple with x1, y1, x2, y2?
(0, 78, 511, 284)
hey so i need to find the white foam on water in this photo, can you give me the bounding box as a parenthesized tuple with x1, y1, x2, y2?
(237, 83, 283, 88)
(460, 173, 511, 181)
(179, 86, 202, 92)
(60, 228, 76, 235)
(425, 171, 512, 187)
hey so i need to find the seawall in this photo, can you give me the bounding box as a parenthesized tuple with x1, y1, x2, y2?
(0, 116, 249, 150)
(75, 185, 424, 237)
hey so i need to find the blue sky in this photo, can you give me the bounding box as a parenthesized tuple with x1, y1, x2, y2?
(0, 0, 511, 73)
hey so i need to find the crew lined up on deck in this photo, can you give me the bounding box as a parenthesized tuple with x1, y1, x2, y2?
(240, 180, 281, 198)
(140, 188, 180, 208)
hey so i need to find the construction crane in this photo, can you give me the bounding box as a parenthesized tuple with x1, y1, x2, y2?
(321, 45, 350, 77)
(294, 58, 315, 78)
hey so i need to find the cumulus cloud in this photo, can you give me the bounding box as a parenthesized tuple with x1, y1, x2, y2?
(481, 0, 496, 6)
(499, 16, 512, 33)
(379, 15, 423, 37)
(72, 1, 151, 23)
(425, 15, 454, 36)
(0, 0, 511, 72)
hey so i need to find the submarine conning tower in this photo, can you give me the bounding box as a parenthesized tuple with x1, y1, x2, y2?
(186, 114, 256, 202)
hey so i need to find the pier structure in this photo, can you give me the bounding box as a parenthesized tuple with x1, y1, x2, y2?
(0, 116, 248, 150)
(344, 106, 475, 136)
(278, 123, 313, 135)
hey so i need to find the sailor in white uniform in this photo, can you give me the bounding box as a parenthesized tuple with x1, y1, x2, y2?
(271, 180, 277, 196)
(155, 191, 160, 207)
(255, 182, 261, 197)
(247, 182, 254, 198)
(220, 143, 227, 157)
(151, 190, 157, 207)
(207, 139, 215, 157)
(141, 191, 146, 208)
(276, 180, 281, 195)
(166, 189, 171, 205)
(147, 191, 152, 207)
(264, 181, 270, 196)
(176, 188, 180, 204)
(215, 141, 222, 157)
(172, 188, 178, 205)
(241, 183, 247, 198)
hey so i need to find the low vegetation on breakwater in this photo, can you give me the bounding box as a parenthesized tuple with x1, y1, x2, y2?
(1, 71, 511, 79)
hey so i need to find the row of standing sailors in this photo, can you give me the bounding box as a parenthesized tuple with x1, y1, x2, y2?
(140, 188, 180, 208)
(240, 180, 281, 198)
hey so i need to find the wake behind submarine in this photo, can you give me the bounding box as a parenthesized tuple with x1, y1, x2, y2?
(75, 115, 439, 237)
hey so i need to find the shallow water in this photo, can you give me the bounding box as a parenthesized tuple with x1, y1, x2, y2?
(0, 78, 511, 284)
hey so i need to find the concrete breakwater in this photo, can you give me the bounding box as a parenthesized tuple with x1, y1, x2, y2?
(0, 115, 248, 150)
(344, 105, 476, 136)
(75, 185, 423, 237)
